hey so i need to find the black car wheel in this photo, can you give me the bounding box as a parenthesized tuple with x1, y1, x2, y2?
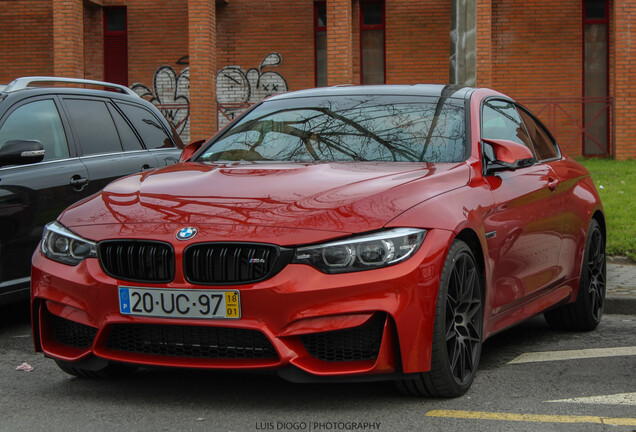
(545, 218, 606, 331)
(397, 239, 483, 397)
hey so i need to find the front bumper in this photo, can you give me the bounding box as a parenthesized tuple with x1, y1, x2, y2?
(31, 229, 452, 378)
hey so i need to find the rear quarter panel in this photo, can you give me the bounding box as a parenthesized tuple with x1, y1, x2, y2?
(548, 157, 605, 297)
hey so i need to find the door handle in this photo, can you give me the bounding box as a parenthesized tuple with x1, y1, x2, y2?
(70, 175, 89, 190)
(141, 164, 153, 171)
(548, 177, 559, 192)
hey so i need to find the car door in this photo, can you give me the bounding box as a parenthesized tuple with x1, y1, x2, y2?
(61, 97, 159, 196)
(481, 99, 564, 315)
(115, 101, 181, 166)
(517, 106, 573, 282)
(0, 96, 89, 290)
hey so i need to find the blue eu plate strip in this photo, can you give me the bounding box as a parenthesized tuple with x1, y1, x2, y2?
(119, 287, 131, 314)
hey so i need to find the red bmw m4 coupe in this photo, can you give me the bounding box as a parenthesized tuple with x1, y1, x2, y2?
(31, 85, 605, 397)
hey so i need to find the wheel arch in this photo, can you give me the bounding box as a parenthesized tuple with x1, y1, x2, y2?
(455, 228, 486, 297)
(592, 210, 606, 242)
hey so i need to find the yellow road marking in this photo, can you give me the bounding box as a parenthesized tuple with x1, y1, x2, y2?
(425, 410, 636, 426)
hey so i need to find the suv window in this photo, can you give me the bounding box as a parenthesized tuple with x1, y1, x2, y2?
(107, 103, 144, 151)
(65, 99, 123, 155)
(117, 102, 174, 149)
(0, 99, 69, 161)
(518, 108, 559, 161)
(482, 100, 534, 155)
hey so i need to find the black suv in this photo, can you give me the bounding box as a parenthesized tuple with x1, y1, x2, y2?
(0, 77, 184, 304)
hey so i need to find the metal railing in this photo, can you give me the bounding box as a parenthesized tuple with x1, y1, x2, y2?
(520, 97, 614, 157)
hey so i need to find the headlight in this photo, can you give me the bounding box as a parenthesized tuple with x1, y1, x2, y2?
(41, 221, 97, 266)
(293, 228, 426, 274)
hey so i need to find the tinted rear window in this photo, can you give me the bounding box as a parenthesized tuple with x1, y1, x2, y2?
(65, 99, 123, 155)
(117, 102, 175, 150)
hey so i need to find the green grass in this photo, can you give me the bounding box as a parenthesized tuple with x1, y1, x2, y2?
(578, 158, 636, 261)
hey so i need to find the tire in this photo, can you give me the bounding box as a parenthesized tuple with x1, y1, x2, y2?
(544, 218, 606, 331)
(55, 359, 136, 379)
(397, 240, 483, 398)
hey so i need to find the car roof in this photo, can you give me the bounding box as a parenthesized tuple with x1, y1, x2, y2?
(1, 86, 140, 101)
(267, 84, 475, 102)
(0, 76, 143, 104)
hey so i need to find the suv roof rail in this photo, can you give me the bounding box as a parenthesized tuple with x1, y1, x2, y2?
(2, 76, 140, 97)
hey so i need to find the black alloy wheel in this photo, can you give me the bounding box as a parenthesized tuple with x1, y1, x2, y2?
(544, 218, 606, 331)
(585, 225, 606, 323)
(445, 247, 483, 386)
(397, 240, 483, 397)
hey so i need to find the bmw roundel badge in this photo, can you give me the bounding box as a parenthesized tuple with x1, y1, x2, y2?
(176, 227, 198, 241)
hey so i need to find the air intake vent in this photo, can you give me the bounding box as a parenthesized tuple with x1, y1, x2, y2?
(50, 313, 98, 349)
(98, 240, 174, 283)
(184, 243, 291, 285)
(106, 324, 277, 359)
(299, 314, 385, 362)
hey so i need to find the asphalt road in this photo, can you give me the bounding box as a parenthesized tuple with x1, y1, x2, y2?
(1, 301, 635, 432)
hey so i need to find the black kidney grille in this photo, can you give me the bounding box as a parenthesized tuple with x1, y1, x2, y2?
(106, 324, 277, 359)
(99, 241, 174, 282)
(184, 244, 280, 284)
(50, 313, 98, 349)
(299, 314, 385, 362)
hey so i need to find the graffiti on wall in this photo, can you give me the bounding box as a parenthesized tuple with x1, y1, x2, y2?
(132, 53, 287, 141)
(217, 53, 288, 129)
(131, 65, 191, 143)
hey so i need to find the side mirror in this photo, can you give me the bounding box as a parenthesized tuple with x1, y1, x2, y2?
(179, 139, 205, 162)
(482, 138, 534, 175)
(0, 140, 45, 166)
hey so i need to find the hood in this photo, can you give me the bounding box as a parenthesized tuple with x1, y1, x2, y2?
(60, 161, 469, 240)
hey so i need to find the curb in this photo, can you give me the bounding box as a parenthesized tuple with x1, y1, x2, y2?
(605, 296, 636, 315)
(607, 256, 636, 265)
(606, 260, 636, 316)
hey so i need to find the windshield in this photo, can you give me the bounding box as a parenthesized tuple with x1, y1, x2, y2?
(198, 95, 467, 163)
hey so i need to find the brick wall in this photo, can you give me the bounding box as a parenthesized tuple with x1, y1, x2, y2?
(83, 2, 104, 82)
(53, 0, 84, 77)
(215, 0, 316, 129)
(385, 1, 450, 85)
(126, 0, 189, 87)
(476, 0, 492, 88)
(613, 0, 636, 160)
(189, 0, 217, 139)
(0, 1, 53, 83)
(327, 0, 353, 85)
(2, 0, 634, 158)
(216, 0, 316, 91)
(490, 1, 583, 157)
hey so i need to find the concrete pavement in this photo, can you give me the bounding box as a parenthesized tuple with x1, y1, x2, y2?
(606, 258, 636, 315)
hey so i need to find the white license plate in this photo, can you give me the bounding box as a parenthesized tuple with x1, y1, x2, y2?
(118, 287, 240, 319)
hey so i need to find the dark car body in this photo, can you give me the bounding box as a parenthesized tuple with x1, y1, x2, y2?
(31, 85, 605, 397)
(0, 77, 183, 304)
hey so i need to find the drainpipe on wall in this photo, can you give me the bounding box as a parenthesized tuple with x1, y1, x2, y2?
(450, 0, 477, 87)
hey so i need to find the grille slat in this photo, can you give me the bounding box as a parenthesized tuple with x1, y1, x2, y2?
(184, 244, 283, 285)
(106, 324, 277, 359)
(300, 314, 385, 362)
(99, 241, 174, 283)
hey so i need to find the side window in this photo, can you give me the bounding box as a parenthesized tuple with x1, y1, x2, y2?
(107, 103, 144, 151)
(0, 99, 69, 161)
(116, 102, 174, 149)
(65, 99, 123, 155)
(518, 108, 559, 161)
(482, 100, 534, 154)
